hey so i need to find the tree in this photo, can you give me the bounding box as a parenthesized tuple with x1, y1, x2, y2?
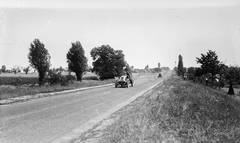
(67, 41, 88, 81)
(196, 50, 221, 86)
(56, 66, 64, 73)
(23, 66, 31, 74)
(158, 62, 161, 69)
(187, 67, 196, 80)
(125, 64, 132, 75)
(145, 65, 149, 69)
(28, 39, 51, 86)
(1, 65, 6, 73)
(226, 66, 240, 95)
(91, 45, 125, 79)
(195, 67, 203, 77)
(12, 66, 21, 74)
(130, 66, 134, 70)
(177, 55, 184, 76)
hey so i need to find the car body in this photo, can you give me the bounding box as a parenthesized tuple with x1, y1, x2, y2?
(115, 75, 132, 88)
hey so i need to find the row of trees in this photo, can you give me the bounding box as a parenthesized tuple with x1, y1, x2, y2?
(28, 39, 129, 86)
(0, 65, 32, 74)
(176, 50, 240, 95)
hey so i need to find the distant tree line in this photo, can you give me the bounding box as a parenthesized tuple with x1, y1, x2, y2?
(176, 50, 240, 95)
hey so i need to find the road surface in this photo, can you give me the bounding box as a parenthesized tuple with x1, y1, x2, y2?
(0, 71, 171, 143)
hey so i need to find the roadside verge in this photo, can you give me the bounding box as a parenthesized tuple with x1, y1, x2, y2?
(0, 83, 114, 105)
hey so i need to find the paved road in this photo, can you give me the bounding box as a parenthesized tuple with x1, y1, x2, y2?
(0, 71, 171, 143)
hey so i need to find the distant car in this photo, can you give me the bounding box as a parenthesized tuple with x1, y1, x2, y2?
(115, 75, 133, 88)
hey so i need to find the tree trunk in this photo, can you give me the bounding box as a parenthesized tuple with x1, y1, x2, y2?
(39, 72, 46, 86)
(228, 81, 235, 95)
(211, 75, 214, 87)
(76, 72, 82, 82)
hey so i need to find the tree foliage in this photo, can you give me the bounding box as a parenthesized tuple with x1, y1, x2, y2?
(28, 39, 51, 86)
(66, 41, 88, 81)
(195, 67, 203, 77)
(226, 66, 240, 85)
(23, 66, 31, 74)
(196, 50, 222, 86)
(187, 67, 196, 80)
(226, 66, 240, 95)
(90, 45, 125, 79)
(1, 65, 6, 73)
(177, 55, 184, 76)
(196, 50, 220, 76)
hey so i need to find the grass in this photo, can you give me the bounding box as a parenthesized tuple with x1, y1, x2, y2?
(0, 72, 98, 85)
(84, 72, 240, 142)
(0, 79, 114, 100)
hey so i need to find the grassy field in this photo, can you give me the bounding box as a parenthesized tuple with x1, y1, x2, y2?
(0, 72, 115, 100)
(78, 72, 240, 142)
(0, 72, 98, 85)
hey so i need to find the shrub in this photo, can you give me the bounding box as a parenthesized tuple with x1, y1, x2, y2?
(65, 74, 76, 82)
(47, 70, 63, 85)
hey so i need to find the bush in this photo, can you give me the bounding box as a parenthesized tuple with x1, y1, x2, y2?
(65, 74, 76, 82)
(47, 70, 77, 86)
(47, 70, 64, 85)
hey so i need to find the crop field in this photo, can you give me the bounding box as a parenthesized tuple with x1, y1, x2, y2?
(0, 72, 97, 85)
(0, 72, 116, 101)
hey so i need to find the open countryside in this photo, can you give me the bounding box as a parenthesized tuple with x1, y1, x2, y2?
(1, 0, 240, 143)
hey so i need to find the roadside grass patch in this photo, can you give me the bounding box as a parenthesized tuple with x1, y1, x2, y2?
(98, 73, 240, 142)
(0, 79, 114, 100)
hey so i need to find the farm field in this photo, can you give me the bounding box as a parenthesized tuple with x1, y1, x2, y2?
(0, 72, 114, 101)
(0, 72, 98, 85)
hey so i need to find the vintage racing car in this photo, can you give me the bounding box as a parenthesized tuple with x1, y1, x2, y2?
(115, 75, 133, 88)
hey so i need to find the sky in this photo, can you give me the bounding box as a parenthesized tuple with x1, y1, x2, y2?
(0, 0, 240, 70)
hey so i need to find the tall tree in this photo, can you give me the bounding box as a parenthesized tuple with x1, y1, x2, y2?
(67, 41, 88, 81)
(196, 50, 220, 86)
(226, 66, 240, 95)
(28, 39, 51, 86)
(158, 62, 161, 69)
(177, 55, 184, 76)
(91, 45, 125, 79)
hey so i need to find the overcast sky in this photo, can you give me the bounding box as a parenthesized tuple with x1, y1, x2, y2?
(0, 0, 240, 69)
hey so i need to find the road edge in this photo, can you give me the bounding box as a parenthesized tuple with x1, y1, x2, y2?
(54, 71, 172, 143)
